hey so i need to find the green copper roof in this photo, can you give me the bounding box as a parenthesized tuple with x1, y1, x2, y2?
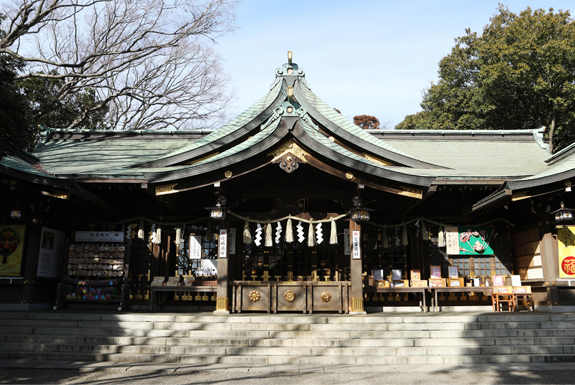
(296, 80, 435, 167)
(0, 155, 55, 178)
(2, 58, 571, 195)
(144, 80, 285, 165)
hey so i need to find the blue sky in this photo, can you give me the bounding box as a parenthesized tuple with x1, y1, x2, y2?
(217, 0, 574, 128)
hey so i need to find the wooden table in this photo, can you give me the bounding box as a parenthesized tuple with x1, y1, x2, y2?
(430, 286, 493, 312)
(365, 287, 428, 312)
(149, 285, 216, 311)
(513, 292, 534, 312)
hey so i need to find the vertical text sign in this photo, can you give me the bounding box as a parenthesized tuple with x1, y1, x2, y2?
(229, 228, 236, 255)
(189, 235, 202, 260)
(344, 229, 350, 255)
(352, 230, 361, 260)
(219, 229, 227, 259)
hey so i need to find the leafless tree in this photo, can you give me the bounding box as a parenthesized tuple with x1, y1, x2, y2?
(0, 0, 237, 130)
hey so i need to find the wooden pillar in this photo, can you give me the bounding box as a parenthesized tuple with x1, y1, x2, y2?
(350, 220, 366, 314)
(541, 231, 559, 307)
(215, 220, 230, 314)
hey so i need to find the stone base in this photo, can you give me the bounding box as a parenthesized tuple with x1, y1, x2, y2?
(534, 305, 575, 313)
(366, 306, 426, 313)
(437, 305, 492, 312)
(213, 310, 230, 315)
(0, 303, 52, 311)
(349, 311, 367, 315)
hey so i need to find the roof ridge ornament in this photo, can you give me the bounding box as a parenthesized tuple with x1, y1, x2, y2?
(296, 107, 319, 131)
(261, 106, 285, 131)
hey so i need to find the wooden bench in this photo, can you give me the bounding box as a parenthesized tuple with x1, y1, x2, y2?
(491, 286, 515, 312)
(491, 286, 534, 312)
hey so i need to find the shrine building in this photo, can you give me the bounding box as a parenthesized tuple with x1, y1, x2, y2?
(1, 53, 575, 313)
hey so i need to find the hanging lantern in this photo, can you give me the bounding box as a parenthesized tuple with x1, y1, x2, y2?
(205, 196, 227, 220)
(551, 201, 575, 222)
(349, 196, 374, 223)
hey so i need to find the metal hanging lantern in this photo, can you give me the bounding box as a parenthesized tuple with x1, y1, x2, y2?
(205, 196, 227, 220)
(551, 201, 575, 222)
(349, 196, 374, 223)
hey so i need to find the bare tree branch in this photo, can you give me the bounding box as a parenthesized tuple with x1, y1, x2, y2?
(1, 0, 237, 130)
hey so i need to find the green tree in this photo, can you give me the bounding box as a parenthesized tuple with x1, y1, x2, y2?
(0, 13, 36, 157)
(18, 75, 108, 131)
(0, 53, 36, 157)
(396, 5, 575, 153)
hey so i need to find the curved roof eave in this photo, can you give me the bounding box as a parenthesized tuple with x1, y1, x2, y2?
(506, 168, 575, 191)
(134, 79, 288, 168)
(144, 117, 286, 183)
(294, 80, 444, 169)
(144, 113, 435, 189)
(295, 118, 435, 187)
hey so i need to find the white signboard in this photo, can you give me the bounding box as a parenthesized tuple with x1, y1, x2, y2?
(352, 230, 361, 260)
(189, 235, 202, 260)
(344, 229, 350, 255)
(36, 227, 66, 278)
(201, 259, 218, 272)
(218, 229, 227, 259)
(229, 228, 236, 255)
(75, 231, 124, 243)
(445, 226, 459, 255)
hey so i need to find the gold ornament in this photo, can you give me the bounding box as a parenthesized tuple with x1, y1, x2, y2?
(284, 290, 296, 302)
(249, 290, 261, 302)
(225, 171, 233, 178)
(345, 172, 354, 180)
(320, 291, 331, 303)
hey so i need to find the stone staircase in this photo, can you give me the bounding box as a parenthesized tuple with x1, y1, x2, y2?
(1, 312, 575, 365)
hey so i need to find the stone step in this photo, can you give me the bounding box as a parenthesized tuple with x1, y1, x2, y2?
(3, 311, 575, 366)
(2, 333, 573, 349)
(3, 349, 575, 365)
(3, 341, 574, 358)
(3, 326, 575, 340)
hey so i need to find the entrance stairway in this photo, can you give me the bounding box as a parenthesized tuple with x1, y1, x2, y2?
(1, 312, 575, 365)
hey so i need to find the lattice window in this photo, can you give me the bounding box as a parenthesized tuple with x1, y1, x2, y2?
(363, 225, 407, 280)
(176, 224, 218, 276)
(474, 257, 491, 277)
(452, 257, 470, 276)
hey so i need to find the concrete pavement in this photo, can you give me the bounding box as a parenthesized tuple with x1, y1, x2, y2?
(1, 359, 575, 384)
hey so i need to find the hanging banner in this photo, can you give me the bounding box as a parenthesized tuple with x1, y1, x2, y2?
(75, 231, 124, 243)
(558, 226, 575, 279)
(445, 227, 494, 255)
(37, 227, 66, 278)
(0, 225, 26, 276)
(218, 229, 227, 259)
(229, 228, 236, 255)
(189, 235, 202, 260)
(344, 229, 350, 255)
(352, 230, 361, 260)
